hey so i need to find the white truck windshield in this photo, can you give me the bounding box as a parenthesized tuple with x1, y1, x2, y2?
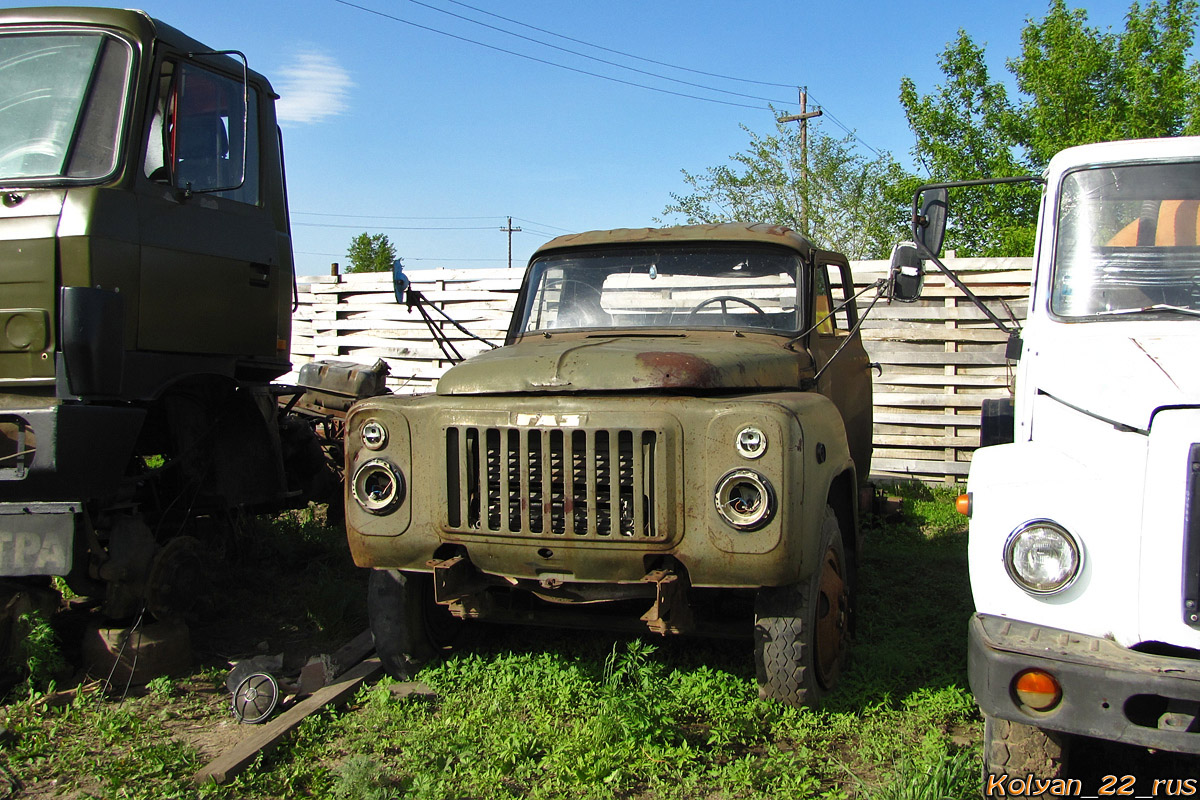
(0, 31, 131, 181)
(1052, 163, 1200, 318)
(519, 245, 803, 334)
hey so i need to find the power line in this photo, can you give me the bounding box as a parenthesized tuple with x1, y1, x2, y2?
(440, 0, 796, 89)
(804, 91, 883, 158)
(400, 0, 794, 105)
(293, 211, 503, 220)
(293, 222, 499, 230)
(512, 216, 574, 233)
(332, 0, 769, 111)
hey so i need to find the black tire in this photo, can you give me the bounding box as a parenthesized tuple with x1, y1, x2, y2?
(754, 505, 851, 706)
(983, 716, 1070, 790)
(367, 569, 461, 679)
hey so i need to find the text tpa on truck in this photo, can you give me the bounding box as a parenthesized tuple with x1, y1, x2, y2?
(897, 137, 1200, 777)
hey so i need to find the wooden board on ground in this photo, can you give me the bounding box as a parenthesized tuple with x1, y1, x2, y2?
(193, 656, 382, 786)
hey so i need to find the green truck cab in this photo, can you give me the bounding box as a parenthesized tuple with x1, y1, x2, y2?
(345, 223, 874, 705)
(0, 7, 326, 622)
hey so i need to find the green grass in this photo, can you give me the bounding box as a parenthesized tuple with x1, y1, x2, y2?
(0, 486, 980, 799)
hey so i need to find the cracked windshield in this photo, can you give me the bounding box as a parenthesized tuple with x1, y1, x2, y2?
(519, 244, 803, 334)
(1053, 162, 1200, 318)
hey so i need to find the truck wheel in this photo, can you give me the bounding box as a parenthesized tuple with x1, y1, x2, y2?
(983, 715, 1070, 784)
(754, 505, 850, 706)
(367, 569, 461, 679)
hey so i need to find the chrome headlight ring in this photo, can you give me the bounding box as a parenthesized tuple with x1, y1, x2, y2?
(1003, 519, 1083, 595)
(352, 458, 405, 515)
(735, 426, 767, 459)
(714, 469, 776, 531)
(360, 419, 388, 450)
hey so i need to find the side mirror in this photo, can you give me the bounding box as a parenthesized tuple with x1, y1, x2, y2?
(915, 187, 948, 257)
(888, 241, 924, 303)
(392, 259, 410, 305)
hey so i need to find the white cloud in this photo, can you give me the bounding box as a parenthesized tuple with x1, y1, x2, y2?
(275, 50, 353, 125)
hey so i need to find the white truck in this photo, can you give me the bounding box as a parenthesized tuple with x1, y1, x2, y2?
(894, 137, 1200, 781)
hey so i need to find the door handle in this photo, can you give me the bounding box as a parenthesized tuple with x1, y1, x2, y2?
(249, 263, 270, 288)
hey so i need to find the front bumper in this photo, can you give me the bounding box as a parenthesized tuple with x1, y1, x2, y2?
(969, 613, 1200, 754)
(0, 402, 144, 500)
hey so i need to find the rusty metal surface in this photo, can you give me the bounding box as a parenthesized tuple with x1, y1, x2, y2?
(533, 222, 813, 259)
(436, 332, 814, 395)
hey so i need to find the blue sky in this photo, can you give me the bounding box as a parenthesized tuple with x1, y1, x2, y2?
(65, 0, 1146, 274)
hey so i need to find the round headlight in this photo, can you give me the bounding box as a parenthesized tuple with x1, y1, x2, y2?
(1004, 520, 1082, 595)
(361, 419, 387, 450)
(714, 469, 775, 530)
(735, 426, 767, 459)
(352, 458, 405, 515)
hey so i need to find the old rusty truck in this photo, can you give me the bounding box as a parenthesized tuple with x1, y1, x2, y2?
(0, 6, 376, 643)
(899, 137, 1200, 780)
(344, 223, 884, 706)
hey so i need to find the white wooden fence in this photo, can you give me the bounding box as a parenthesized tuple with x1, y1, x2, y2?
(289, 258, 1033, 483)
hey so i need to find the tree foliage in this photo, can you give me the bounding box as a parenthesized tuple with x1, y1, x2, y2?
(346, 232, 399, 273)
(900, 0, 1200, 256)
(662, 116, 908, 260)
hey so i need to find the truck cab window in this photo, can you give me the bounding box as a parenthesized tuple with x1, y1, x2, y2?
(0, 31, 132, 182)
(144, 60, 259, 204)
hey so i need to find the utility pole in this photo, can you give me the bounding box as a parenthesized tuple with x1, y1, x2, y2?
(500, 216, 521, 269)
(777, 87, 822, 238)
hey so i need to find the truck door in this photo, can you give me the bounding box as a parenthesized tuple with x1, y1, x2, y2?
(810, 251, 873, 480)
(136, 56, 281, 362)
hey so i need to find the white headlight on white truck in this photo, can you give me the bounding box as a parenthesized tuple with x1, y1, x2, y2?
(714, 469, 775, 530)
(352, 458, 405, 514)
(1003, 520, 1082, 595)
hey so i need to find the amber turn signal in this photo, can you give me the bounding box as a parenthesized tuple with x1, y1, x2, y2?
(955, 493, 971, 516)
(1013, 669, 1062, 711)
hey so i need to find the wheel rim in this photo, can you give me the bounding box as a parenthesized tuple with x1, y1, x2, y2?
(814, 545, 848, 689)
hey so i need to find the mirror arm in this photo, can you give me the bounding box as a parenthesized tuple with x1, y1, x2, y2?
(909, 175, 1045, 336)
(912, 239, 1015, 335)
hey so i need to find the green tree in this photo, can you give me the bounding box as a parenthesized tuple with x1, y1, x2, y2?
(900, 0, 1200, 256)
(346, 232, 399, 273)
(662, 116, 909, 260)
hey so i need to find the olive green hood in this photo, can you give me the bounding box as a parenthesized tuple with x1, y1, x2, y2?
(436, 334, 812, 394)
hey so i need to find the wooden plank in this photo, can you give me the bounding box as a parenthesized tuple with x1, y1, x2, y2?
(873, 412, 981, 426)
(193, 657, 383, 786)
(862, 328, 1011, 343)
(871, 458, 972, 477)
(876, 374, 1011, 388)
(874, 434, 980, 448)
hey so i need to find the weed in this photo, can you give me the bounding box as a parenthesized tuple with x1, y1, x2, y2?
(145, 675, 175, 699)
(331, 755, 398, 800)
(15, 610, 64, 699)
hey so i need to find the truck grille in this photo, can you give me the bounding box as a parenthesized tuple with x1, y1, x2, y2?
(444, 425, 666, 540)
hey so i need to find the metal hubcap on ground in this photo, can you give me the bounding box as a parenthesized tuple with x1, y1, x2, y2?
(814, 546, 847, 689)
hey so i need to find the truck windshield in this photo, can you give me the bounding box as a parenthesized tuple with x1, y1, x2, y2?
(518, 244, 802, 334)
(1052, 162, 1200, 318)
(0, 31, 132, 182)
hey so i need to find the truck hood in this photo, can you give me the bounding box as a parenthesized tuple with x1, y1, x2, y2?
(1036, 331, 1200, 430)
(436, 334, 812, 394)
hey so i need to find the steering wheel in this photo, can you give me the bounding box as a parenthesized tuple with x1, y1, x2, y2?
(687, 295, 767, 321)
(0, 139, 65, 177)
